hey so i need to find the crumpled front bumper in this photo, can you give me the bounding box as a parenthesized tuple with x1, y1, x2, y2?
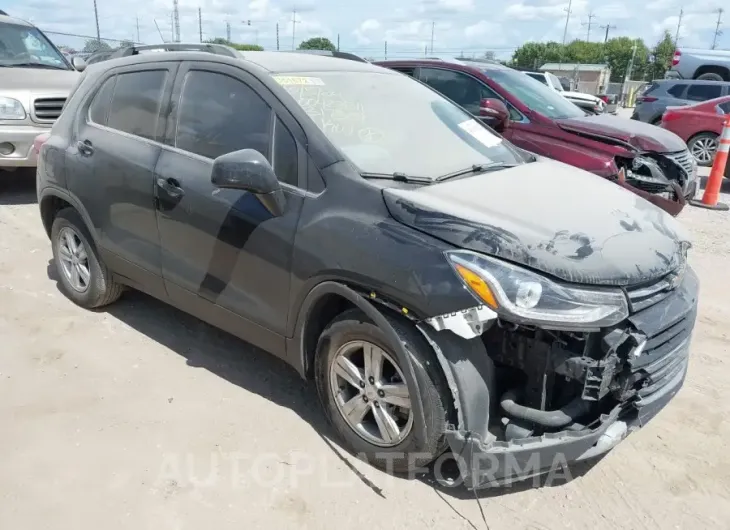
(445, 347, 688, 489)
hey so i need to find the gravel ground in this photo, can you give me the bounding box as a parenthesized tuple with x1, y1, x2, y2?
(1, 161, 729, 530)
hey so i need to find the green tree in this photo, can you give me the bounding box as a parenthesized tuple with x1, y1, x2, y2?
(83, 39, 112, 53)
(604, 37, 649, 82)
(298, 37, 336, 52)
(650, 30, 675, 80)
(205, 38, 263, 51)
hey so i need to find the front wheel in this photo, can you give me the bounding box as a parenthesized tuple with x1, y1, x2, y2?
(315, 309, 451, 473)
(688, 132, 719, 167)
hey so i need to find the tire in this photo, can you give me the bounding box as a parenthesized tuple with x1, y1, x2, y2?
(696, 72, 725, 82)
(688, 132, 719, 167)
(51, 208, 123, 308)
(315, 308, 451, 473)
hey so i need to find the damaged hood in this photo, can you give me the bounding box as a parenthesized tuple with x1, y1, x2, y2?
(383, 159, 691, 287)
(557, 114, 687, 153)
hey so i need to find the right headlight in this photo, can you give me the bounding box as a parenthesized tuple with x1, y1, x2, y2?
(446, 250, 629, 330)
(0, 97, 27, 120)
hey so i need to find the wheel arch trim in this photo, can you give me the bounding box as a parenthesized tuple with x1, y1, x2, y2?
(38, 186, 98, 246)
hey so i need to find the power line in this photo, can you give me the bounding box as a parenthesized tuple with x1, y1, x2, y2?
(712, 8, 724, 49)
(582, 11, 597, 41)
(599, 23, 616, 43)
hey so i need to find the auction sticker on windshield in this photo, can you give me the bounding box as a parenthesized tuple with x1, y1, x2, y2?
(458, 119, 502, 148)
(273, 76, 325, 86)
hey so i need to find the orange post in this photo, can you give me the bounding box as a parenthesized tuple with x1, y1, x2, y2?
(690, 115, 730, 211)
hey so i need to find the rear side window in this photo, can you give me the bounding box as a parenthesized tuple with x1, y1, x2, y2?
(273, 117, 298, 186)
(88, 76, 116, 125)
(175, 70, 272, 160)
(718, 101, 730, 114)
(686, 83, 723, 101)
(667, 84, 687, 98)
(526, 73, 548, 85)
(391, 67, 416, 77)
(107, 70, 167, 140)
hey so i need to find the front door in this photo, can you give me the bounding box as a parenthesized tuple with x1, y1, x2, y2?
(154, 62, 306, 337)
(68, 63, 177, 294)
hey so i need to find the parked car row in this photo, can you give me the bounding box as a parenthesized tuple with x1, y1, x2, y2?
(32, 44, 699, 488)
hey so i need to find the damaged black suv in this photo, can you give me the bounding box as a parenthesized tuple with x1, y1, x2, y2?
(36, 48, 699, 488)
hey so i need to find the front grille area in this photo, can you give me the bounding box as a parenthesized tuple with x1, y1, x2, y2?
(625, 275, 676, 312)
(665, 149, 695, 180)
(33, 98, 66, 123)
(626, 268, 698, 401)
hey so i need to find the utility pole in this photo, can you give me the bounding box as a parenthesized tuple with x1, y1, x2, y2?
(674, 8, 683, 47)
(198, 8, 202, 43)
(337, 33, 340, 51)
(226, 20, 231, 42)
(173, 0, 180, 43)
(430, 20, 435, 54)
(582, 11, 597, 41)
(170, 13, 174, 43)
(276, 23, 280, 50)
(712, 8, 724, 49)
(93, 0, 101, 43)
(600, 23, 616, 43)
(561, 0, 573, 45)
(136, 16, 140, 43)
(384, 40, 387, 60)
(154, 19, 166, 42)
(291, 9, 297, 50)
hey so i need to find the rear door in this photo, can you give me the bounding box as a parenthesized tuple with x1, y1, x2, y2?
(154, 61, 306, 339)
(69, 62, 177, 296)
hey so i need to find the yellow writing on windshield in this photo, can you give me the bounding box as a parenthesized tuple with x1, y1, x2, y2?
(273, 76, 325, 86)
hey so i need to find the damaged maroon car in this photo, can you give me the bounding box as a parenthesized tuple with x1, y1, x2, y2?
(377, 59, 698, 216)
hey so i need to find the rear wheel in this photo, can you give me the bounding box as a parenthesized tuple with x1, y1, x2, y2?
(315, 309, 451, 472)
(688, 132, 719, 166)
(696, 72, 725, 82)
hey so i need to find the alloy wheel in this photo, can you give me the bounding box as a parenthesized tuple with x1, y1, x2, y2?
(690, 136, 718, 165)
(329, 340, 413, 447)
(57, 227, 91, 293)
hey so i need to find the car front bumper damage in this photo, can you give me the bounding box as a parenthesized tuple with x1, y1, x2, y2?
(421, 267, 698, 489)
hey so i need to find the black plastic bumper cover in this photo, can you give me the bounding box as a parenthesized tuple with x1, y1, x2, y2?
(446, 348, 689, 489)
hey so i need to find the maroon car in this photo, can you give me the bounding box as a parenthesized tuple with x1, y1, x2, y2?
(660, 95, 730, 169)
(376, 59, 698, 214)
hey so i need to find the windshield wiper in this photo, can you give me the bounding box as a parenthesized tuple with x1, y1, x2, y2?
(5, 62, 68, 70)
(435, 162, 520, 182)
(360, 172, 432, 184)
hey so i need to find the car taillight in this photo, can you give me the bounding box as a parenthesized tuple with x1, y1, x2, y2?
(33, 132, 50, 155)
(672, 50, 681, 66)
(637, 96, 658, 103)
(598, 95, 609, 103)
(662, 111, 681, 122)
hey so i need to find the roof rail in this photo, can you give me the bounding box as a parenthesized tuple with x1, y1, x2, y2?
(108, 43, 239, 59)
(283, 49, 369, 63)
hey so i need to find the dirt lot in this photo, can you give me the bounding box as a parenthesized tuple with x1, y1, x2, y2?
(1, 167, 730, 530)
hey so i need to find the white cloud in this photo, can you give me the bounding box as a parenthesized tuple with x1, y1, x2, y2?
(464, 20, 499, 40)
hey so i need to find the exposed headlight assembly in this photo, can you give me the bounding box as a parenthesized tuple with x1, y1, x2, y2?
(0, 97, 26, 120)
(446, 250, 629, 330)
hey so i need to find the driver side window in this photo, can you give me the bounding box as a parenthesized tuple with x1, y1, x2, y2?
(419, 68, 521, 121)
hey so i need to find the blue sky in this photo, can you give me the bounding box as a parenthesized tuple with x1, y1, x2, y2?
(6, 0, 730, 59)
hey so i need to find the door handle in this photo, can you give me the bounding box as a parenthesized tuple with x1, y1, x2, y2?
(77, 139, 94, 156)
(156, 177, 185, 199)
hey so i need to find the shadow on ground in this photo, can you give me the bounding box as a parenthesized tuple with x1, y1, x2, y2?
(0, 169, 36, 205)
(44, 261, 601, 503)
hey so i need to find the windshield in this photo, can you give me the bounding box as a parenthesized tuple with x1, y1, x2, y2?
(0, 22, 70, 69)
(486, 69, 585, 120)
(547, 72, 564, 92)
(274, 71, 525, 178)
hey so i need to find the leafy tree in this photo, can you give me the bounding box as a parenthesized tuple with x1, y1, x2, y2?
(83, 39, 112, 53)
(604, 37, 648, 82)
(650, 30, 675, 80)
(298, 37, 336, 52)
(204, 38, 263, 51)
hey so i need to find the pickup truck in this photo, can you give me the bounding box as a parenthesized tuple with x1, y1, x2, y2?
(667, 48, 730, 81)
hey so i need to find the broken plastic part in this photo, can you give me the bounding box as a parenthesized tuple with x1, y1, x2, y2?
(424, 305, 497, 339)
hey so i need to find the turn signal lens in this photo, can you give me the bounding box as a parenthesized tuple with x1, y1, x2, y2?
(454, 263, 498, 309)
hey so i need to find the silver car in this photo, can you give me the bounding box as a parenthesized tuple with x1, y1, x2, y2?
(0, 12, 84, 171)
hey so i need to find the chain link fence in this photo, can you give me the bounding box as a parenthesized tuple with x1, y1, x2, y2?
(43, 30, 142, 56)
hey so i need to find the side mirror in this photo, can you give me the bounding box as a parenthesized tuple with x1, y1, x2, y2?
(211, 148, 286, 217)
(479, 98, 510, 129)
(71, 56, 87, 72)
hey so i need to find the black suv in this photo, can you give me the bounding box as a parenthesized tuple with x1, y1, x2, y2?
(36, 47, 699, 488)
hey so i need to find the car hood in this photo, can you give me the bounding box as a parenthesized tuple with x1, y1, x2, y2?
(556, 114, 687, 152)
(562, 91, 599, 103)
(383, 159, 690, 287)
(0, 67, 79, 91)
